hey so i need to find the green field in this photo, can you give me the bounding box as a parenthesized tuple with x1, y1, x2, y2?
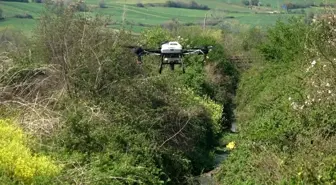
(0, 0, 333, 35)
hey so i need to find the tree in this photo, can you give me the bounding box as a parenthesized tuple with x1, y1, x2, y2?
(99, 0, 107, 8)
(0, 8, 3, 20)
(241, 0, 249, 6)
(241, 0, 259, 6)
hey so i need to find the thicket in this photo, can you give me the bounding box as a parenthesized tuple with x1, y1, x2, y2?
(283, 2, 315, 10)
(99, 0, 107, 8)
(0, 1, 238, 184)
(0, 8, 3, 20)
(164, 0, 210, 10)
(14, 13, 33, 19)
(0, 119, 61, 184)
(1, 0, 28, 2)
(135, 1, 210, 10)
(241, 0, 259, 6)
(217, 16, 336, 184)
(319, 3, 336, 8)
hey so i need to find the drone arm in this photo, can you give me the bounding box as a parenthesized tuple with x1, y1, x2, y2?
(143, 50, 162, 56)
(182, 48, 210, 62)
(182, 49, 204, 55)
(134, 49, 162, 64)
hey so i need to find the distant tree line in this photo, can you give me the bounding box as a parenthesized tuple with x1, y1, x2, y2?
(319, 2, 336, 7)
(0, 8, 3, 20)
(283, 2, 314, 9)
(240, 0, 335, 9)
(14, 13, 33, 19)
(137, 1, 210, 10)
(241, 0, 259, 6)
(164, 0, 210, 10)
(282, 2, 336, 10)
(1, 0, 28, 2)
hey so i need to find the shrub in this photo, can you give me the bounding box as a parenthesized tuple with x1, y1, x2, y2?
(136, 2, 144, 7)
(0, 119, 61, 184)
(283, 2, 314, 10)
(98, 0, 107, 8)
(217, 13, 336, 185)
(164, 0, 210, 10)
(1, 0, 28, 2)
(14, 13, 33, 19)
(241, 0, 259, 6)
(0, 8, 3, 20)
(258, 17, 309, 62)
(24, 6, 231, 184)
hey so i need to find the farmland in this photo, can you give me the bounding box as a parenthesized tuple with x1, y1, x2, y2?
(1, 0, 329, 35)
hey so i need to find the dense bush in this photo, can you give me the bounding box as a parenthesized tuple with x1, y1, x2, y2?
(319, 3, 336, 8)
(1, 0, 28, 2)
(217, 17, 336, 185)
(98, 0, 107, 8)
(0, 3, 239, 184)
(136, 2, 145, 7)
(283, 2, 314, 10)
(14, 13, 33, 19)
(0, 119, 61, 184)
(258, 17, 309, 62)
(241, 0, 259, 6)
(164, 0, 210, 10)
(0, 8, 3, 20)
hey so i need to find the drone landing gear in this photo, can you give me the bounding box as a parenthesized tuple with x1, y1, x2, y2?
(159, 62, 185, 74)
(170, 64, 174, 71)
(159, 56, 185, 74)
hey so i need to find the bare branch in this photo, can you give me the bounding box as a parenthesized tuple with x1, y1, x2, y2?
(158, 116, 191, 149)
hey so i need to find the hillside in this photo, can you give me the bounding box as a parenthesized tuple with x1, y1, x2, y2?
(1, 0, 329, 34)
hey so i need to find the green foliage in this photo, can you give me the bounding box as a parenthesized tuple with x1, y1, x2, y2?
(164, 0, 210, 10)
(0, 119, 61, 184)
(241, 0, 259, 6)
(258, 17, 309, 62)
(0, 2, 241, 184)
(1, 0, 28, 2)
(140, 26, 174, 48)
(0, 8, 3, 20)
(50, 75, 223, 184)
(217, 16, 336, 185)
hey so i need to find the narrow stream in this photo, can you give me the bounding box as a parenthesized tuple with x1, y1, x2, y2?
(195, 122, 237, 184)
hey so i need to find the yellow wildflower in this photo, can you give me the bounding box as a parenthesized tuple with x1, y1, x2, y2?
(226, 141, 235, 150)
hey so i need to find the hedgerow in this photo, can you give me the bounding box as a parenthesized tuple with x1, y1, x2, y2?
(217, 16, 336, 185)
(0, 2, 239, 184)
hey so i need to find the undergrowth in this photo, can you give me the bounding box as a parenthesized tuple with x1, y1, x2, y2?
(0, 119, 61, 184)
(0, 1, 239, 184)
(217, 16, 336, 185)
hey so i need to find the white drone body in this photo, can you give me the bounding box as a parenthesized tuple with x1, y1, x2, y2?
(160, 41, 182, 54)
(160, 41, 183, 63)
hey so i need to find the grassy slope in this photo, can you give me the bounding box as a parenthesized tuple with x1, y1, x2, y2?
(0, 0, 313, 34)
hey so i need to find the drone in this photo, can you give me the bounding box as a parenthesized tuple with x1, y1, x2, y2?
(126, 41, 213, 73)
